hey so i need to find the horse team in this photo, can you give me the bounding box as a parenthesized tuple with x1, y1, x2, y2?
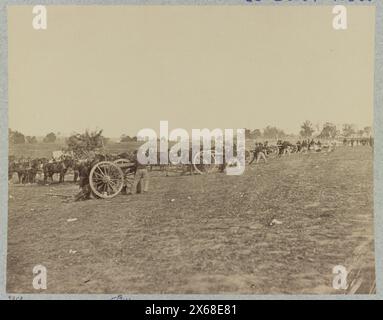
(8, 152, 135, 185)
(8, 155, 79, 184)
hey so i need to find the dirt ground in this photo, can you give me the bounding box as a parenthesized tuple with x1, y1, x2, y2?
(6, 146, 375, 294)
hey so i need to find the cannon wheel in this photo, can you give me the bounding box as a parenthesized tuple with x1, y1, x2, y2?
(89, 161, 124, 199)
(193, 151, 219, 175)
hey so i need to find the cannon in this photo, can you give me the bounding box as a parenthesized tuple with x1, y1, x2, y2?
(89, 159, 135, 199)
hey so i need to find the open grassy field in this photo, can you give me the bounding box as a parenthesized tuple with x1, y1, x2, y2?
(6, 146, 375, 294)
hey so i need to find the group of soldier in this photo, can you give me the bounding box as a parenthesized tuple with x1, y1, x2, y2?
(343, 137, 374, 147)
(249, 139, 331, 164)
(248, 136, 373, 165)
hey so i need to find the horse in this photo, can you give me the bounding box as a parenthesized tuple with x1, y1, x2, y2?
(43, 157, 70, 183)
(58, 156, 81, 183)
(24, 158, 43, 183)
(8, 158, 17, 181)
(13, 159, 29, 183)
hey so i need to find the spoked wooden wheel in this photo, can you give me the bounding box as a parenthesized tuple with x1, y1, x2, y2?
(123, 170, 135, 191)
(193, 151, 219, 175)
(89, 161, 124, 199)
(113, 158, 135, 192)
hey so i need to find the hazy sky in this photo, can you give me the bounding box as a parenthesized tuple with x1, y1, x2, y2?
(8, 5, 375, 137)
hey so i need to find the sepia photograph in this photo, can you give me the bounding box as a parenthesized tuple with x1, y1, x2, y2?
(5, 4, 377, 295)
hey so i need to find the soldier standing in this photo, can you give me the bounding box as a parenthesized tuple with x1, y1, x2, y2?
(131, 150, 149, 194)
(249, 143, 267, 164)
(296, 140, 302, 152)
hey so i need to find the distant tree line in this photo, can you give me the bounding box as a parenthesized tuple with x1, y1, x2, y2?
(120, 134, 138, 142)
(244, 122, 372, 140)
(316, 123, 372, 139)
(245, 126, 286, 140)
(8, 129, 57, 144)
(9, 123, 373, 148)
(43, 132, 57, 143)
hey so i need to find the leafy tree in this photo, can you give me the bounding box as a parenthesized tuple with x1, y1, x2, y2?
(9, 129, 25, 144)
(120, 134, 135, 143)
(318, 122, 337, 139)
(251, 129, 262, 139)
(299, 120, 314, 138)
(263, 126, 285, 139)
(25, 136, 38, 144)
(363, 126, 372, 137)
(43, 132, 57, 143)
(65, 129, 105, 157)
(342, 124, 357, 137)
